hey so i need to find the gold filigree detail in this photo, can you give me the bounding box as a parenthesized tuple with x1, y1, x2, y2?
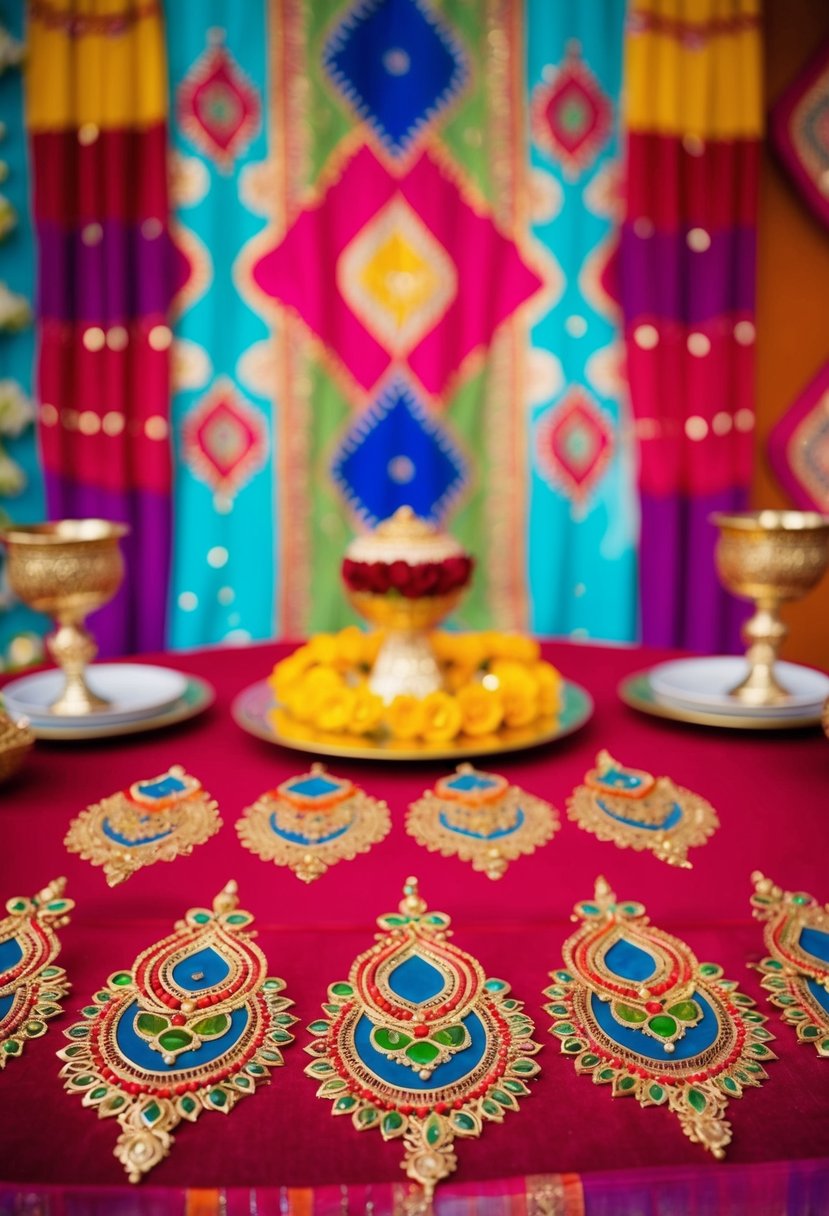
(407, 763, 558, 879)
(567, 751, 718, 868)
(64, 766, 221, 886)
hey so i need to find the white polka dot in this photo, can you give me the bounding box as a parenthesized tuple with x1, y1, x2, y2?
(40, 403, 58, 426)
(141, 218, 163, 240)
(78, 410, 100, 435)
(481, 673, 499, 691)
(214, 494, 233, 515)
(687, 227, 711, 252)
(685, 415, 708, 441)
(148, 325, 172, 351)
(734, 321, 755, 345)
(565, 315, 588, 338)
(207, 546, 228, 569)
(687, 332, 710, 357)
(145, 415, 168, 440)
(383, 47, 410, 75)
(570, 627, 589, 639)
(83, 326, 105, 352)
(81, 223, 102, 246)
(712, 411, 733, 436)
(102, 411, 125, 436)
(107, 325, 129, 351)
(633, 217, 655, 239)
(224, 628, 252, 644)
(218, 586, 235, 606)
(635, 417, 661, 439)
(633, 324, 659, 350)
(78, 122, 99, 145)
(228, 612, 241, 627)
(735, 408, 755, 432)
(178, 591, 198, 611)
(387, 455, 415, 484)
(574, 583, 586, 598)
(683, 133, 705, 157)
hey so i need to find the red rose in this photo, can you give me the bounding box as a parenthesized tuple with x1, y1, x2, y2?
(388, 559, 412, 592)
(342, 558, 365, 592)
(403, 562, 442, 598)
(438, 555, 473, 594)
(364, 562, 391, 594)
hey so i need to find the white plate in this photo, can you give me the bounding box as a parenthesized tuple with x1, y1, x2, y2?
(1, 663, 189, 727)
(650, 657, 829, 717)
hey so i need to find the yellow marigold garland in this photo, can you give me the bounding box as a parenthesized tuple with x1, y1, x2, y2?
(268, 630, 563, 743)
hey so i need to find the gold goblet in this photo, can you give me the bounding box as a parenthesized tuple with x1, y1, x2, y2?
(0, 710, 34, 783)
(0, 520, 129, 715)
(711, 509, 829, 706)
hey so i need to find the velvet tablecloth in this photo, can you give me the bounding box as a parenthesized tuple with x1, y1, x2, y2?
(1, 640, 828, 1212)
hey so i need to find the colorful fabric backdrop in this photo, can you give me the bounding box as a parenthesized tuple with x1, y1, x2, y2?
(0, 0, 764, 655)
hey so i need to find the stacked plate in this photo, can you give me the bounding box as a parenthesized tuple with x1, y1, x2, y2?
(646, 656, 829, 727)
(0, 664, 214, 740)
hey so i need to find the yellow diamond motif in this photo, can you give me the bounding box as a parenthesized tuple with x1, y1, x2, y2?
(337, 195, 457, 355)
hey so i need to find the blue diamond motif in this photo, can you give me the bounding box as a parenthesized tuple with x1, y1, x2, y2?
(322, 0, 468, 158)
(137, 775, 187, 800)
(332, 380, 466, 525)
(287, 775, 342, 799)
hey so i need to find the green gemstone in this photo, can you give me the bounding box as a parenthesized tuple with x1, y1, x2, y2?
(193, 913, 211, 924)
(648, 1015, 678, 1039)
(209, 1089, 227, 1107)
(649, 1085, 664, 1102)
(548, 1004, 569, 1016)
(501, 999, 519, 1011)
(2, 1041, 20, 1055)
(90, 1087, 108, 1100)
(25, 1021, 45, 1035)
(764, 959, 783, 970)
(668, 1001, 699, 1023)
(512, 1058, 538, 1073)
(109, 1096, 126, 1110)
(373, 1027, 411, 1051)
(453, 1112, 476, 1131)
(73, 1075, 94, 1087)
(68, 1026, 89, 1038)
(555, 970, 573, 983)
(382, 915, 408, 926)
(405, 1041, 440, 1066)
(142, 1101, 161, 1125)
(357, 1107, 377, 1126)
(425, 1115, 442, 1145)
(563, 1039, 584, 1053)
(42, 966, 61, 978)
(615, 1003, 647, 1025)
(246, 1063, 266, 1076)
(382, 1111, 404, 1133)
(618, 1076, 636, 1092)
(580, 902, 599, 915)
(191, 1013, 230, 1037)
(552, 1022, 575, 1036)
(63, 1045, 84, 1058)
(262, 979, 283, 991)
(261, 1049, 281, 1061)
(802, 1026, 820, 1039)
(722, 1077, 738, 1093)
(275, 1014, 294, 1025)
(598, 1067, 615, 1081)
(308, 1020, 330, 1035)
(698, 964, 720, 977)
(158, 1029, 193, 1053)
(235, 1076, 251, 1089)
(331, 983, 353, 997)
(9, 900, 27, 912)
(688, 1088, 706, 1113)
(431, 1025, 465, 1047)
(503, 1078, 528, 1094)
(821, 1040, 829, 1053)
(270, 1030, 292, 1043)
(491, 1089, 514, 1106)
(482, 1099, 501, 1116)
(111, 972, 132, 986)
(751, 1044, 770, 1056)
(46, 900, 69, 913)
(95, 992, 111, 1003)
(39, 991, 61, 1002)
(181, 1096, 197, 1113)
(136, 1013, 168, 1037)
(792, 894, 811, 905)
(225, 913, 250, 925)
(82, 1006, 99, 1019)
(485, 979, 507, 992)
(335, 1096, 357, 1112)
(425, 914, 446, 925)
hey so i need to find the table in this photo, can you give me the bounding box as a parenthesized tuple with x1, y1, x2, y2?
(1, 639, 828, 1215)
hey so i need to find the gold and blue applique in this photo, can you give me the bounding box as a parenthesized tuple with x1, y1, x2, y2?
(752, 872, 829, 1057)
(545, 877, 775, 1158)
(567, 751, 718, 868)
(305, 878, 541, 1201)
(0, 878, 73, 1067)
(58, 881, 295, 1182)
(237, 763, 390, 882)
(65, 766, 221, 886)
(407, 764, 558, 880)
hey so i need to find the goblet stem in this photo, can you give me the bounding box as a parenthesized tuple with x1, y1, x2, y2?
(729, 596, 791, 706)
(369, 627, 444, 702)
(46, 618, 110, 715)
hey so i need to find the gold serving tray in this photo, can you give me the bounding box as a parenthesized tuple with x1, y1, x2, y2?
(619, 671, 824, 730)
(2, 676, 215, 741)
(232, 678, 593, 761)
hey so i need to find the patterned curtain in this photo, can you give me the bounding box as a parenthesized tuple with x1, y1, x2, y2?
(25, 0, 173, 655)
(166, 0, 275, 649)
(621, 0, 762, 651)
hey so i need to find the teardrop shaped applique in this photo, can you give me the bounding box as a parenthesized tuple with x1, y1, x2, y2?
(545, 877, 775, 1159)
(752, 872, 829, 1056)
(406, 763, 559, 880)
(567, 751, 718, 868)
(57, 882, 296, 1182)
(0, 878, 73, 1067)
(237, 763, 390, 882)
(305, 877, 541, 1201)
(64, 766, 222, 886)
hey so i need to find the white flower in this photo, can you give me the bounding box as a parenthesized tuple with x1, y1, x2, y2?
(0, 28, 24, 75)
(0, 282, 31, 331)
(0, 381, 33, 437)
(0, 194, 17, 240)
(0, 449, 26, 497)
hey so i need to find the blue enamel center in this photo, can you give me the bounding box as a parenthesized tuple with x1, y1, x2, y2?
(269, 813, 350, 846)
(439, 808, 523, 840)
(0, 936, 23, 979)
(354, 1009, 486, 1090)
(591, 990, 720, 1061)
(286, 775, 341, 798)
(603, 939, 657, 982)
(599, 769, 643, 791)
(806, 978, 829, 1016)
(171, 947, 230, 992)
(597, 797, 682, 833)
(137, 775, 187, 800)
(115, 999, 248, 1073)
(102, 817, 175, 848)
(799, 927, 829, 965)
(446, 773, 497, 792)
(386, 955, 446, 1003)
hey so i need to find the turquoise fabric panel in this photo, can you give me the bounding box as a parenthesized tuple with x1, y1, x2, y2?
(166, 0, 276, 649)
(0, 5, 48, 659)
(526, 0, 638, 642)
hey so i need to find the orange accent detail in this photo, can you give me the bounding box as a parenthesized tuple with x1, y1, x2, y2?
(584, 769, 654, 800)
(185, 1190, 222, 1216)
